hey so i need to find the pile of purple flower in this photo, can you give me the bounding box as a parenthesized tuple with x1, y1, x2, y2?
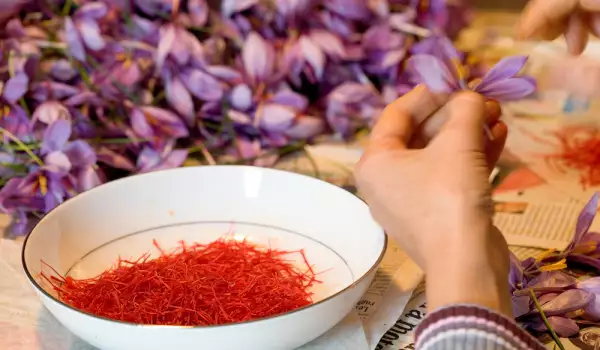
(0, 0, 537, 236)
(511, 193, 600, 339)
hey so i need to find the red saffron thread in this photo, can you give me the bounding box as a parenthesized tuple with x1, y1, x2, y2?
(41, 238, 320, 326)
(544, 126, 600, 189)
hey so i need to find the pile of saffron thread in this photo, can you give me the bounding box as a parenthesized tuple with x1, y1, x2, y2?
(545, 126, 600, 188)
(40, 238, 319, 326)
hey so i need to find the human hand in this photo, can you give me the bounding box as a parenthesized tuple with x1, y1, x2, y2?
(355, 87, 512, 315)
(518, 0, 600, 55)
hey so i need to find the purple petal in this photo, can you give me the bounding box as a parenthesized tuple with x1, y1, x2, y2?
(64, 140, 97, 167)
(567, 253, 600, 270)
(511, 295, 530, 318)
(44, 174, 66, 212)
(205, 65, 242, 83)
(259, 103, 296, 132)
(130, 108, 154, 139)
(165, 76, 195, 126)
(3, 72, 28, 104)
(137, 147, 161, 172)
(44, 151, 72, 175)
(221, 0, 259, 17)
(585, 292, 600, 320)
(509, 251, 524, 290)
(230, 84, 253, 111)
(368, 0, 389, 17)
(188, 0, 208, 27)
(76, 166, 101, 192)
(299, 36, 325, 79)
(227, 109, 252, 125)
(578, 277, 600, 294)
(236, 138, 261, 159)
(47, 59, 77, 81)
(527, 271, 577, 293)
(96, 147, 135, 171)
(64, 91, 102, 107)
(31, 81, 80, 102)
(285, 116, 325, 139)
(537, 289, 594, 316)
(64, 18, 86, 61)
(157, 149, 188, 170)
(324, 0, 369, 20)
(77, 2, 108, 19)
(76, 18, 106, 50)
(475, 77, 536, 101)
(537, 293, 559, 305)
(269, 90, 308, 110)
(170, 28, 194, 66)
(1, 107, 31, 141)
(568, 193, 599, 251)
(180, 69, 223, 101)
(32, 101, 70, 124)
(41, 119, 72, 154)
(529, 316, 579, 337)
(407, 54, 456, 93)
(155, 24, 176, 72)
(140, 106, 189, 138)
(476, 56, 528, 90)
(242, 32, 274, 85)
(275, 0, 311, 17)
(363, 24, 403, 51)
(328, 82, 373, 103)
(308, 30, 345, 59)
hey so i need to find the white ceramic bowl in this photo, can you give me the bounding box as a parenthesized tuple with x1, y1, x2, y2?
(22, 166, 386, 350)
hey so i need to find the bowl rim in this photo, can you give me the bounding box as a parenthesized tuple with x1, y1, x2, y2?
(22, 165, 387, 329)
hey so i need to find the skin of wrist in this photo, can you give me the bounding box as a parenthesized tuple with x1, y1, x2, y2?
(424, 222, 513, 317)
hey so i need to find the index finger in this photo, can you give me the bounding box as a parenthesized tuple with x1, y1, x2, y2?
(517, 0, 576, 40)
(368, 85, 448, 152)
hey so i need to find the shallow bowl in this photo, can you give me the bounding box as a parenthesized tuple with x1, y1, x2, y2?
(22, 166, 386, 350)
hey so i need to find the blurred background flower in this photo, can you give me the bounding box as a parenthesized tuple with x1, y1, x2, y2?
(0, 0, 515, 235)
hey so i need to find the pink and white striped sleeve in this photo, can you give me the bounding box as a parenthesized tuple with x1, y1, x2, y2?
(414, 305, 546, 350)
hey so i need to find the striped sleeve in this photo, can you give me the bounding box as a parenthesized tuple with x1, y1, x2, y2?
(414, 305, 546, 350)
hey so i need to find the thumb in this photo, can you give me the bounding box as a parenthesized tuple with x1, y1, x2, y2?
(431, 91, 487, 151)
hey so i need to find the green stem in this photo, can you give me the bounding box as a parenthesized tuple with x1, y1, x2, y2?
(62, 0, 74, 15)
(529, 288, 565, 350)
(19, 99, 31, 116)
(302, 146, 321, 179)
(0, 127, 44, 166)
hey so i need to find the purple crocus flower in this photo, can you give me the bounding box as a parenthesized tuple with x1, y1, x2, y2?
(221, 0, 259, 17)
(0, 176, 46, 235)
(407, 36, 536, 101)
(129, 105, 189, 144)
(136, 143, 188, 173)
(282, 29, 346, 86)
(326, 82, 384, 136)
(40, 119, 101, 193)
(324, 0, 370, 21)
(63, 2, 109, 61)
(361, 24, 405, 77)
(0, 70, 31, 141)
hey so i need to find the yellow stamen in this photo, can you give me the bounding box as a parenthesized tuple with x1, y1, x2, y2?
(535, 249, 556, 263)
(451, 58, 466, 82)
(123, 59, 132, 69)
(568, 309, 585, 318)
(139, 58, 152, 70)
(38, 175, 48, 195)
(115, 53, 127, 61)
(571, 241, 597, 255)
(2, 105, 11, 116)
(539, 259, 567, 272)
